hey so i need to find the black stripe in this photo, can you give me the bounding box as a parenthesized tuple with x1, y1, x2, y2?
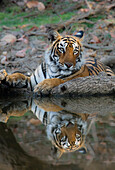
(97, 64, 105, 72)
(68, 37, 78, 42)
(62, 38, 68, 42)
(89, 70, 91, 76)
(43, 111, 47, 125)
(33, 73, 38, 85)
(98, 62, 105, 71)
(52, 131, 61, 148)
(23, 79, 29, 88)
(87, 67, 94, 75)
(94, 58, 97, 67)
(35, 106, 37, 114)
(51, 39, 62, 53)
(41, 62, 46, 79)
(86, 58, 106, 75)
(106, 66, 114, 76)
(86, 58, 95, 63)
(94, 67, 100, 74)
(29, 80, 33, 91)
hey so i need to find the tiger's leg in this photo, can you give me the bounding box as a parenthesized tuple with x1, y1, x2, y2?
(33, 65, 89, 95)
(34, 78, 65, 95)
(0, 69, 30, 88)
(0, 98, 31, 123)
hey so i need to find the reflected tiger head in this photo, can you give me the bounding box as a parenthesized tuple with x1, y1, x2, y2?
(52, 123, 87, 158)
(32, 99, 89, 159)
(47, 113, 87, 159)
(45, 29, 85, 77)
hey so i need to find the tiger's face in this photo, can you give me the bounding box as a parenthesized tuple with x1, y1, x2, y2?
(45, 30, 85, 78)
(54, 123, 82, 151)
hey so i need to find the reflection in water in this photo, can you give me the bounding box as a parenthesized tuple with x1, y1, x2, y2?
(0, 97, 97, 158)
(0, 122, 43, 170)
(0, 122, 83, 170)
(31, 99, 92, 158)
(0, 96, 115, 169)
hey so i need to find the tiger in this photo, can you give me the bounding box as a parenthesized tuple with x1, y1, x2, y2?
(0, 29, 114, 95)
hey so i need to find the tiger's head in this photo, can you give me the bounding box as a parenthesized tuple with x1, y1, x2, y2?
(45, 29, 85, 78)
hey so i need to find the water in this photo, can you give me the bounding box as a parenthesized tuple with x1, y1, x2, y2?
(0, 95, 115, 170)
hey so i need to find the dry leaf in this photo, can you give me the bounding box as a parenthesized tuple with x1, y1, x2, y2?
(90, 35, 101, 44)
(39, 25, 46, 31)
(85, 0, 96, 10)
(28, 26, 39, 32)
(85, 49, 97, 58)
(109, 122, 115, 127)
(26, 1, 39, 8)
(106, 3, 115, 11)
(37, 2, 45, 11)
(18, 24, 30, 29)
(110, 32, 115, 38)
(26, 1, 45, 11)
(1, 34, 16, 44)
(17, 35, 29, 44)
(2, 26, 16, 30)
(16, 49, 27, 58)
(0, 41, 7, 46)
(80, 8, 89, 12)
(1, 56, 7, 65)
(0, 51, 8, 65)
(109, 115, 115, 121)
(37, 55, 43, 58)
(86, 154, 93, 160)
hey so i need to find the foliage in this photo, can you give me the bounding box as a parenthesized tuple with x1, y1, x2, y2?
(0, 7, 77, 31)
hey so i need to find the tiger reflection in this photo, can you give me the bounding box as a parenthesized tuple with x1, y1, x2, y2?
(0, 98, 92, 158)
(31, 100, 89, 158)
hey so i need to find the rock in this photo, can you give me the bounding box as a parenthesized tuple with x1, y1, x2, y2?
(1, 34, 16, 44)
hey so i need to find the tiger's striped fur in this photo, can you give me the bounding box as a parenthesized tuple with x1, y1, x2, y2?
(0, 30, 114, 94)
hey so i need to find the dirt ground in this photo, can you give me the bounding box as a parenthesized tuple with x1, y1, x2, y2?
(0, 28, 46, 75)
(0, 1, 115, 76)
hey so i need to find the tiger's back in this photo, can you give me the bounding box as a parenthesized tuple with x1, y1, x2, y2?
(85, 57, 114, 76)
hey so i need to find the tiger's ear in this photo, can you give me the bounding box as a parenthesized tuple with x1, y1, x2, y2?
(47, 29, 61, 43)
(51, 145, 63, 159)
(78, 145, 87, 154)
(74, 30, 84, 40)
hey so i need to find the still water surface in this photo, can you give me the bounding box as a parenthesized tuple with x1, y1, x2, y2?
(0, 96, 115, 170)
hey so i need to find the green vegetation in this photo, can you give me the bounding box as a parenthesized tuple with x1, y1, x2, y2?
(0, 5, 105, 31)
(0, 6, 76, 31)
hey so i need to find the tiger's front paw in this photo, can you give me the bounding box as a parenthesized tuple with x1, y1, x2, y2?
(34, 78, 64, 96)
(6, 73, 30, 88)
(34, 79, 54, 96)
(0, 69, 8, 82)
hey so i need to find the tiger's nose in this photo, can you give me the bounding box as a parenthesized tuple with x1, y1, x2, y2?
(65, 62, 73, 68)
